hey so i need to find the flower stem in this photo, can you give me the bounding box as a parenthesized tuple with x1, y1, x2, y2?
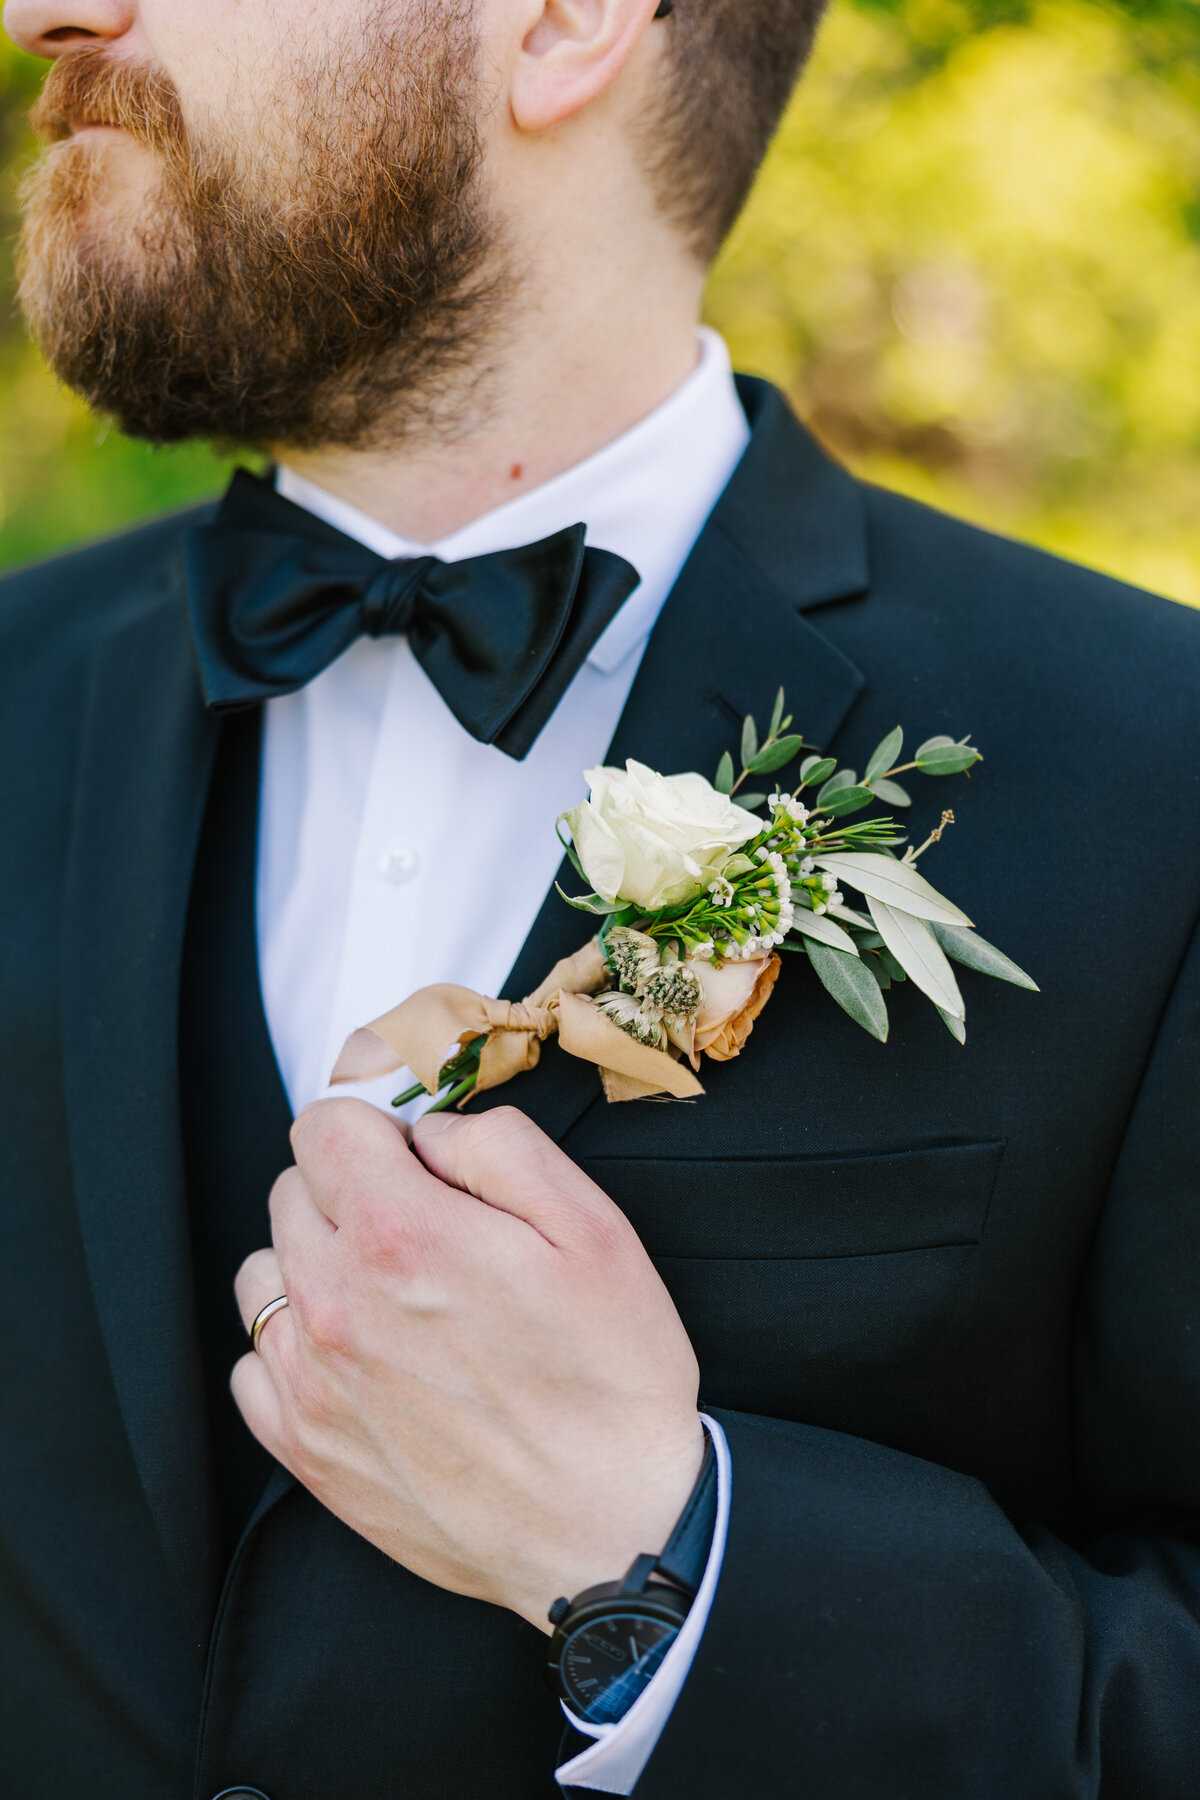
(424, 1074, 478, 1114)
(390, 1079, 429, 1109)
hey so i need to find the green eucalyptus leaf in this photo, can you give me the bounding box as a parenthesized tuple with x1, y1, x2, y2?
(815, 853, 973, 926)
(749, 734, 804, 774)
(806, 941, 889, 1042)
(937, 1006, 967, 1044)
(737, 792, 767, 811)
(790, 910, 859, 954)
(916, 744, 982, 775)
(816, 768, 858, 806)
(864, 726, 903, 786)
(866, 897, 965, 1018)
(714, 751, 735, 795)
(871, 777, 912, 808)
(820, 784, 876, 817)
(554, 883, 623, 916)
(769, 687, 785, 738)
(799, 754, 835, 786)
(929, 923, 1040, 991)
(741, 714, 758, 768)
(916, 734, 955, 758)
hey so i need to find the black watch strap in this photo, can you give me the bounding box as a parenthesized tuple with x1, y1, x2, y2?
(654, 1430, 718, 1598)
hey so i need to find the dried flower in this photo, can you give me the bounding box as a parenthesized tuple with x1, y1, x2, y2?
(595, 990, 668, 1051)
(641, 960, 704, 1020)
(604, 926, 661, 994)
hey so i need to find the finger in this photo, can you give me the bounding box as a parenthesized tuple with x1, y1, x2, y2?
(289, 1096, 428, 1228)
(230, 1350, 290, 1460)
(412, 1105, 620, 1246)
(269, 1162, 337, 1278)
(234, 1245, 287, 1340)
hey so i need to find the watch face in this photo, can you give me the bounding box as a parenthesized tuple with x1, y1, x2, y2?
(560, 1610, 680, 1725)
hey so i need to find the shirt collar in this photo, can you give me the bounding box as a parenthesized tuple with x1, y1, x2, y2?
(276, 327, 751, 676)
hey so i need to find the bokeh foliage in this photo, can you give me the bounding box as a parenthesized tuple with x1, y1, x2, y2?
(2, 1, 1198, 604)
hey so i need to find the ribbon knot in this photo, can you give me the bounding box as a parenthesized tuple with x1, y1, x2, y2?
(181, 469, 641, 760)
(329, 938, 707, 1106)
(360, 557, 436, 638)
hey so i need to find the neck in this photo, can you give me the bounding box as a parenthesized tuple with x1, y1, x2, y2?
(274, 262, 705, 544)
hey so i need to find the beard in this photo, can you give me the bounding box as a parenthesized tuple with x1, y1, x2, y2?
(16, 8, 501, 450)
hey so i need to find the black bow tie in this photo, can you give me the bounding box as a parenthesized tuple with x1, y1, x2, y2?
(181, 470, 641, 760)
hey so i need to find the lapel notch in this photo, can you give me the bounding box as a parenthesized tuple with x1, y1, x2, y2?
(490, 387, 870, 1145)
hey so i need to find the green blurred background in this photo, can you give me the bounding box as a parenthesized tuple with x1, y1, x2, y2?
(1, 0, 1198, 602)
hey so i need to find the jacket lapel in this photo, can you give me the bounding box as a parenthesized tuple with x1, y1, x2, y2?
(60, 561, 223, 1648)
(490, 384, 869, 1142)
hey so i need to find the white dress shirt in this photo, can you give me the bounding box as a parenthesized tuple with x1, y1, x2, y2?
(258, 326, 749, 1792)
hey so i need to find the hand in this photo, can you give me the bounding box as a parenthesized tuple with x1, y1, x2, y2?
(232, 1099, 704, 1632)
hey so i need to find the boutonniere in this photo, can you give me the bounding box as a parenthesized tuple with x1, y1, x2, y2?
(331, 692, 1036, 1110)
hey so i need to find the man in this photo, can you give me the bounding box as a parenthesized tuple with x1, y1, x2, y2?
(0, 0, 1197, 1794)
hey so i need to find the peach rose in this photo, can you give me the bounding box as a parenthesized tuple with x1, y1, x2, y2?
(667, 953, 781, 1068)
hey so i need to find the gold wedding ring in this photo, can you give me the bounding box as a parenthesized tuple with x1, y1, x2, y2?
(250, 1294, 290, 1354)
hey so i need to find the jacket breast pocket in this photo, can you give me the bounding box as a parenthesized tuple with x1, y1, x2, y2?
(577, 1140, 1005, 1458)
(576, 1139, 1004, 1261)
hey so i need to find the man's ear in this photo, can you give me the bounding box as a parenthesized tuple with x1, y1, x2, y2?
(511, 0, 663, 134)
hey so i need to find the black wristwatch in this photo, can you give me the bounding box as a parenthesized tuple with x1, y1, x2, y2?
(545, 1433, 718, 1726)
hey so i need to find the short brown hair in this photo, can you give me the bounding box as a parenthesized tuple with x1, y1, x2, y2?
(648, 0, 830, 262)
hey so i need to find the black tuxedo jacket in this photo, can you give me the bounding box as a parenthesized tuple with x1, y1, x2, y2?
(2, 380, 1199, 1800)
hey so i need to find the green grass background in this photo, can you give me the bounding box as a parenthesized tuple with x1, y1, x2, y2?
(2, 0, 1198, 606)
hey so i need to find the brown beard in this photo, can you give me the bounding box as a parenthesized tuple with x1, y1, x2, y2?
(16, 12, 501, 450)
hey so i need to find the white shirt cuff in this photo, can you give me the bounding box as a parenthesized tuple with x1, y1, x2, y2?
(555, 1413, 731, 1795)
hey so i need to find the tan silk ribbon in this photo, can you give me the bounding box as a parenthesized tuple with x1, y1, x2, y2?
(329, 936, 705, 1106)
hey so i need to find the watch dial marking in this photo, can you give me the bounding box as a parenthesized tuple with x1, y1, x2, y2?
(562, 1613, 678, 1725)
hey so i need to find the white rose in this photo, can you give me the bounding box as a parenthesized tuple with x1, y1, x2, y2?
(565, 760, 762, 911)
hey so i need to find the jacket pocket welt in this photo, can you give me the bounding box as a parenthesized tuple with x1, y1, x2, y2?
(576, 1139, 1005, 1261)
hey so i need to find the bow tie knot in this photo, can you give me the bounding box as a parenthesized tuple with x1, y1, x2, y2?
(181, 470, 641, 760)
(360, 557, 437, 639)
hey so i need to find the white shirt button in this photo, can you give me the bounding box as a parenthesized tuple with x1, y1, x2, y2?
(377, 845, 420, 885)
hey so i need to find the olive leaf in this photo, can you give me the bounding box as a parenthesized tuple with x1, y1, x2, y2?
(805, 941, 890, 1042)
(937, 1007, 967, 1044)
(930, 923, 1039, 990)
(865, 897, 965, 1018)
(791, 910, 860, 954)
(815, 853, 973, 926)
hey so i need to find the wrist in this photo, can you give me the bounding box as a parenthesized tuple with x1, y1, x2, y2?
(513, 1416, 707, 1633)
(544, 1425, 719, 1724)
